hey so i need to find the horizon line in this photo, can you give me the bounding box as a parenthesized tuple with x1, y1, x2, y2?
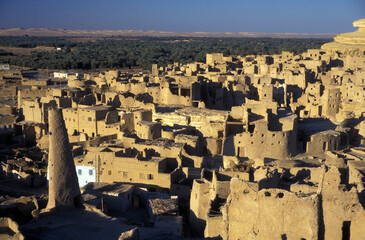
(0, 28, 337, 39)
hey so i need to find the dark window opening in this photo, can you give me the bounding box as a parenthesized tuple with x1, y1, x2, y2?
(342, 221, 351, 240)
(181, 88, 190, 97)
(248, 124, 255, 133)
(170, 87, 179, 95)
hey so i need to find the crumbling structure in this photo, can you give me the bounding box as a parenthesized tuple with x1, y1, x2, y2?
(0, 18, 365, 240)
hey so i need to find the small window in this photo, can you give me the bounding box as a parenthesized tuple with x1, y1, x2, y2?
(139, 173, 145, 179)
(88, 117, 92, 121)
(89, 170, 93, 176)
(78, 169, 82, 175)
(147, 174, 154, 180)
(123, 172, 128, 178)
(108, 170, 111, 175)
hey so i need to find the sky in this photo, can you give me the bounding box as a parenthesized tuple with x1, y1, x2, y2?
(0, 0, 364, 33)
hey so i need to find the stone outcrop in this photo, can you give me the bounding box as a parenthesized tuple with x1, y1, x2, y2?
(322, 19, 365, 52)
(46, 108, 82, 210)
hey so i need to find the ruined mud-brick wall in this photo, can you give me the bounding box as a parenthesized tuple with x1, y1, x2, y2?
(306, 130, 341, 154)
(98, 154, 172, 189)
(323, 87, 341, 118)
(22, 100, 56, 124)
(156, 84, 192, 106)
(234, 130, 296, 159)
(222, 178, 319, 240)
(62, 108, 79, 135)
(341, 81, 365, 117)
(114, 82, 147, 95)
(135, 121, 161, 140)
(320, 167, 365, 240)
(343, 55, 365, 69)
(62, 107, 111, 137)
(190, 179, 211, 237)
(17, 88, 52, 109)
(207, 166, 365, 240)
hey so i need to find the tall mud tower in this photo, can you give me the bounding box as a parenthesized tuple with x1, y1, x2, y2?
(47, 108, 82, 210)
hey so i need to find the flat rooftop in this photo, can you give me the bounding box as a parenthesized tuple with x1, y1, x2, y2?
(82, 182, 134, 195)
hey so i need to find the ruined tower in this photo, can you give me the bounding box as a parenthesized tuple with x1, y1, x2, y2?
(47, 108, 83, 210)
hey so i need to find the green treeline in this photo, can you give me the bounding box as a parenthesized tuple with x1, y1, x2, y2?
(0, 36, 330, 70)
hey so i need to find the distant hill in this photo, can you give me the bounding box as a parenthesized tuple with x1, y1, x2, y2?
(0, 28, 336, 39)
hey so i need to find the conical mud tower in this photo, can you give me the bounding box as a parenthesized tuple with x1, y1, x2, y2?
(47, 108, 83, 210)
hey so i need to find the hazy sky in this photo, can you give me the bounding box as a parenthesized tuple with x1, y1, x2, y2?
(0, 0, 364, 33)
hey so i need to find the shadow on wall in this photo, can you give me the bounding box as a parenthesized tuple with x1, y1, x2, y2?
(223, 136, 235, 156)
(298, 118, 337, 135)
(189, 210, 206, 238)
